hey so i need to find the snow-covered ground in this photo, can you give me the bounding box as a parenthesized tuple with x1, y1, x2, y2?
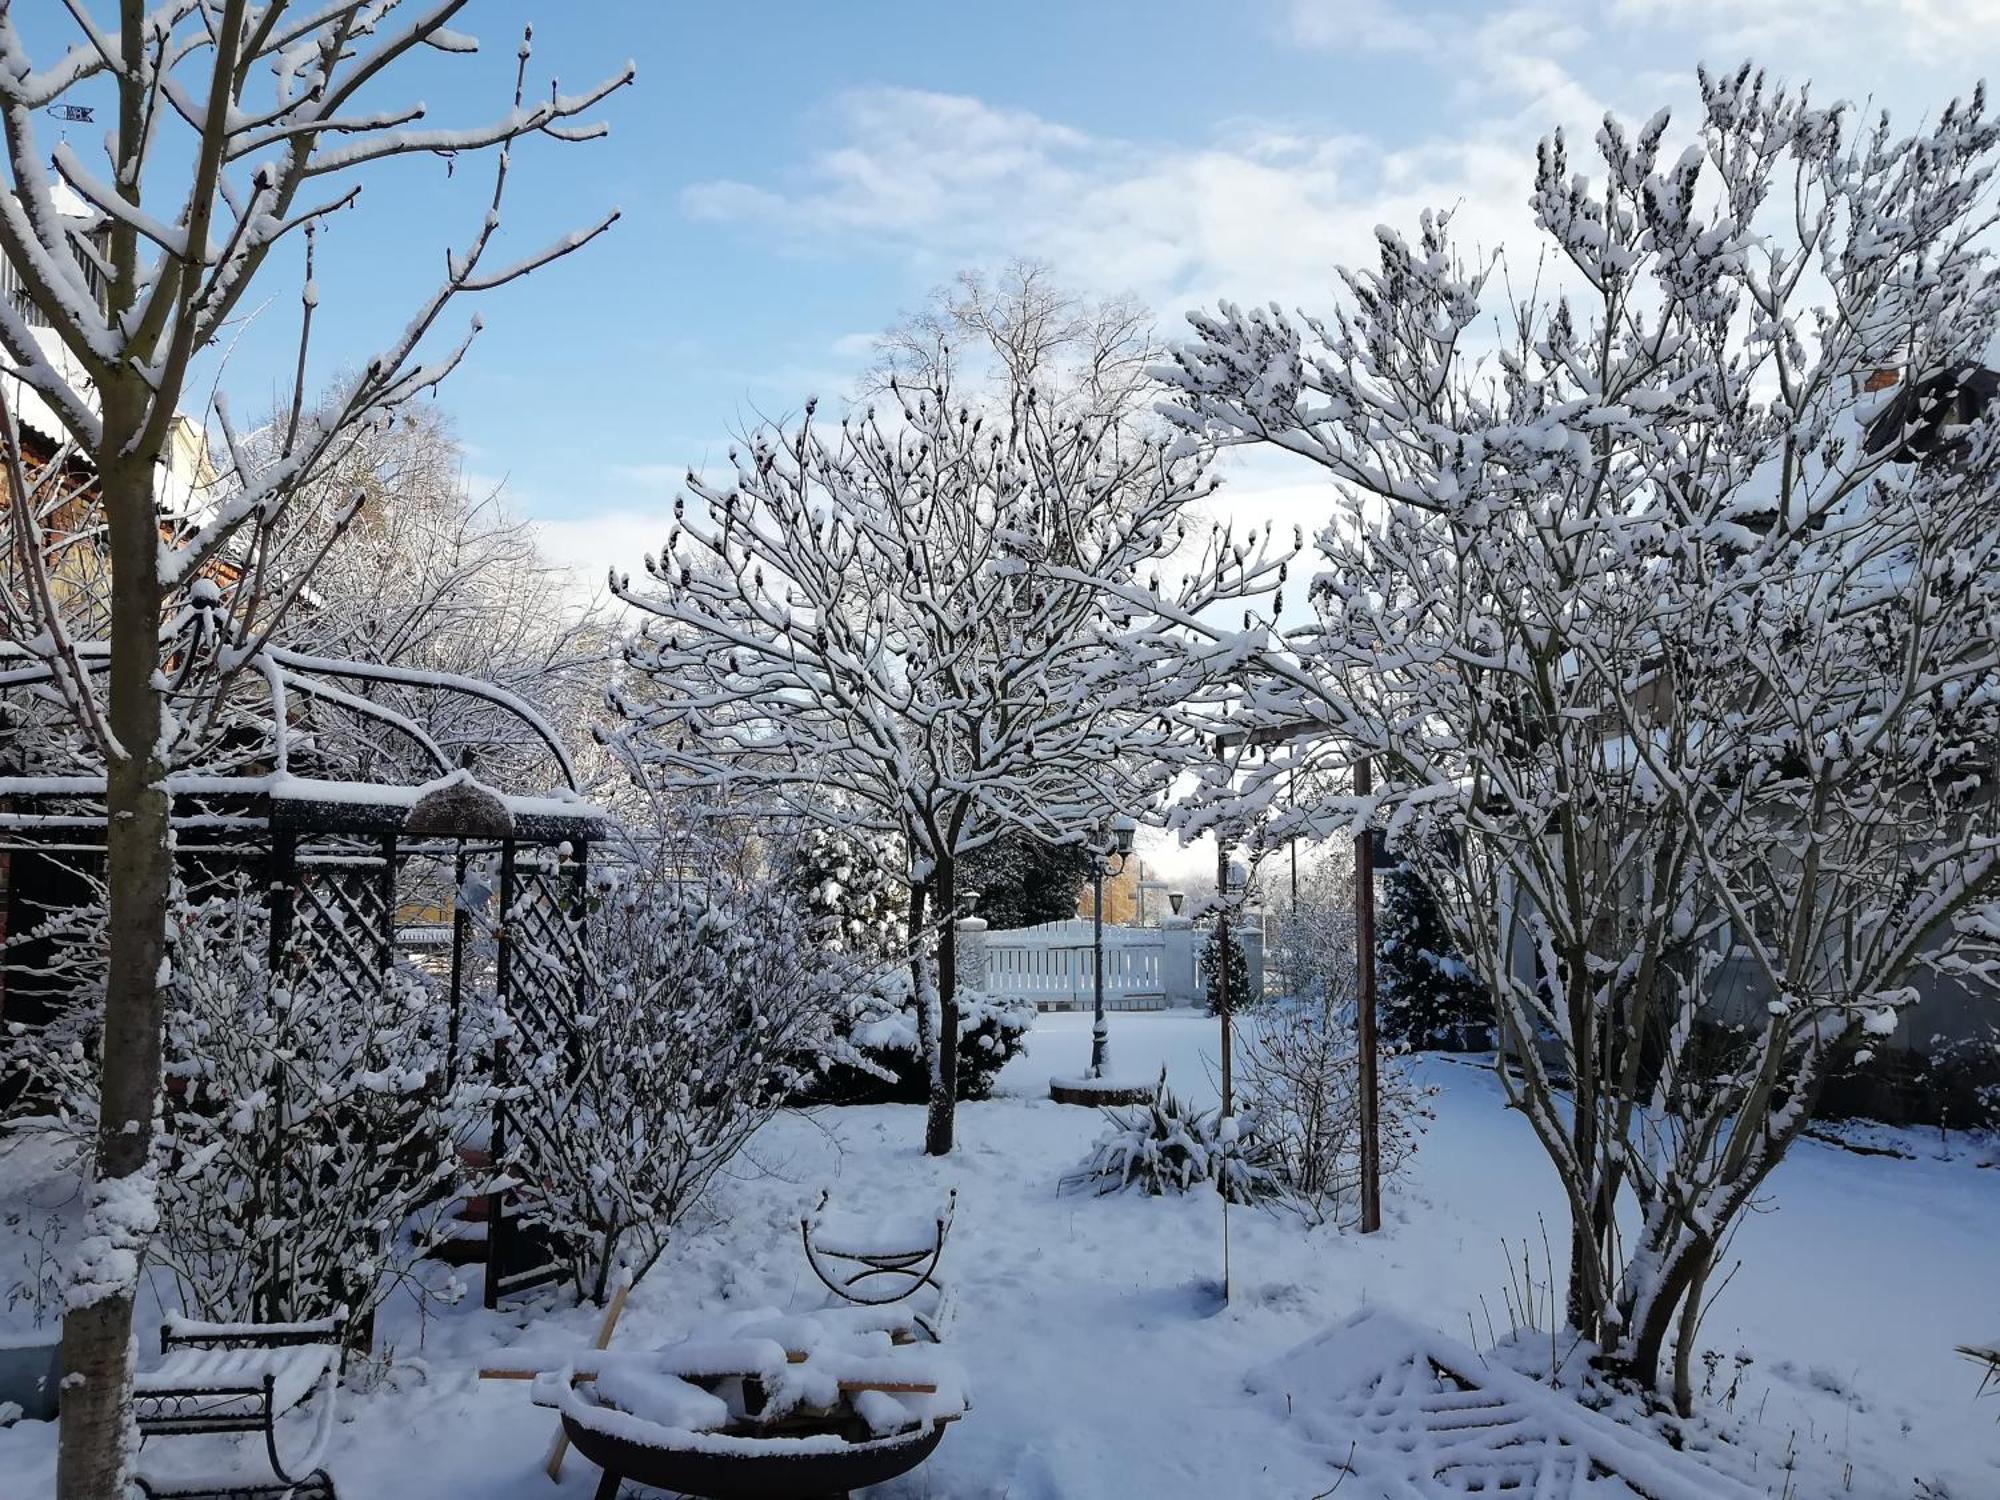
(3, 1009, 1996, 1498)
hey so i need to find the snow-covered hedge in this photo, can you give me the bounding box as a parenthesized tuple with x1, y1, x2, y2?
(797, 980, 1032, 1106)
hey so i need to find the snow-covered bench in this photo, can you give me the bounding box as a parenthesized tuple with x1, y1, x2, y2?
(1249, 1308, 1767, 1500)
(800, 1188, 956, 1342)
(133, 1313, 344, 1491)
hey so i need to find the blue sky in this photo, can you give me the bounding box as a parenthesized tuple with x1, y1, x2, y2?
(21, 1, 2000, 581)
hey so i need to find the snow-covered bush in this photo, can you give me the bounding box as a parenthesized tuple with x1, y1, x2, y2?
(784, 825, 907, 960)
(5, 880, 481, 1333)
(514, 834, 863, 1303)
(1240, 1000, 1434, 1226)
(797, 980, 1031, 1106)
(1063, 1076, 1281, 1204)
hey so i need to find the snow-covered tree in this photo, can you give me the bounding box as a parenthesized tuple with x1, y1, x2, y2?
(960, 830, 1093, 930)
(610, 378, 1285, 1155)
(0, 11, 629, 1491)
(262, 399, 612, 794)
(1159, 68, 2000, 1407)
(1273, 849, 1356, 1006)
(1202, 927, 1253, 1015)
(1379, 865, 1491, 1052)
(867, 257, 1160, 429)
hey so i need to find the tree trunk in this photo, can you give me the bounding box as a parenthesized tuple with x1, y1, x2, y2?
(906, 877, 939, 1126)
(925, 852, 958, 1156)
(58, 450, 173, 1500)
(1609, 1232, 1711, 1399)
(1670, 1249, 1714, 1418)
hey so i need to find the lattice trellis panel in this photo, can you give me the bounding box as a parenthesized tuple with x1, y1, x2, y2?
(501, 847, 588, 1060)
(486, 841, 592, 1307)
(1317, 1359, 1649, 1497)
(285, 847, 395, 1004)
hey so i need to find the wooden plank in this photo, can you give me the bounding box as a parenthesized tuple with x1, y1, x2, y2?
(837, 1379, 938, 1395)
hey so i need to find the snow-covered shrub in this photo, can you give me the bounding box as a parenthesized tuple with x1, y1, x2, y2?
(515, 834, 862, 1303)
(796, 980, 1032, 1106)
(5, 879, 481, 1332)
(1209, 1110, 1284, 1207)
(1240, 999, 1435, 1225)
(785, 825, 907, 960)
(1062, 1075, 1281, 1203)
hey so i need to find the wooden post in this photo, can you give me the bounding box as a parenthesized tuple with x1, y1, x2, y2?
(1354, 756, 1382, 1234)
(545, 1276, 630, 1482)
(446, 845, 469, 1080)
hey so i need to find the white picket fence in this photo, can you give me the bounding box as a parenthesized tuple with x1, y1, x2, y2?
(971, 917, 1262, 1011)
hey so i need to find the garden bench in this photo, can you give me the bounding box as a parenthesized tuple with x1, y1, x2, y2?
(133, 1314, 344, 1489)
(800, 1187, 956, 1342)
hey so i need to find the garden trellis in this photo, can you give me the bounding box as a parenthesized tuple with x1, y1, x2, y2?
(0, 640, 606, 1313)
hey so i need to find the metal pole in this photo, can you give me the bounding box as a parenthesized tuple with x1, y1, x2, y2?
(1354, 756, 1382, 1234)
(1089, 854, 1107, 1077)
(1216, 840, 1232, 1119)
(1290, 768, 1299, 910)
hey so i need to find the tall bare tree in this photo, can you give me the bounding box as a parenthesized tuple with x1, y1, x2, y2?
(870, 258, 1159, 426)
(0, 8, 628, 1493)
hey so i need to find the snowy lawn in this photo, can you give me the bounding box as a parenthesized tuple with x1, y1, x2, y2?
(3, 1009, 1997, 1498)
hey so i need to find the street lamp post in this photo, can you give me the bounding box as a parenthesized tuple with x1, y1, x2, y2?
(1087, 815, 1137, 1078)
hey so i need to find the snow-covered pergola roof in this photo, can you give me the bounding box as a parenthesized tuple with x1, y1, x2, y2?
(0, 643, 607, 843)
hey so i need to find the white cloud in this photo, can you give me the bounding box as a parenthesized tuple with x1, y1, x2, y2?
(1282, 0, 1436, 53)
(681, 87, 1544, 318)
(532, 508, 673, 603)
(681, 2, 1999, 327)
(1612, 0, 2000, 63)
